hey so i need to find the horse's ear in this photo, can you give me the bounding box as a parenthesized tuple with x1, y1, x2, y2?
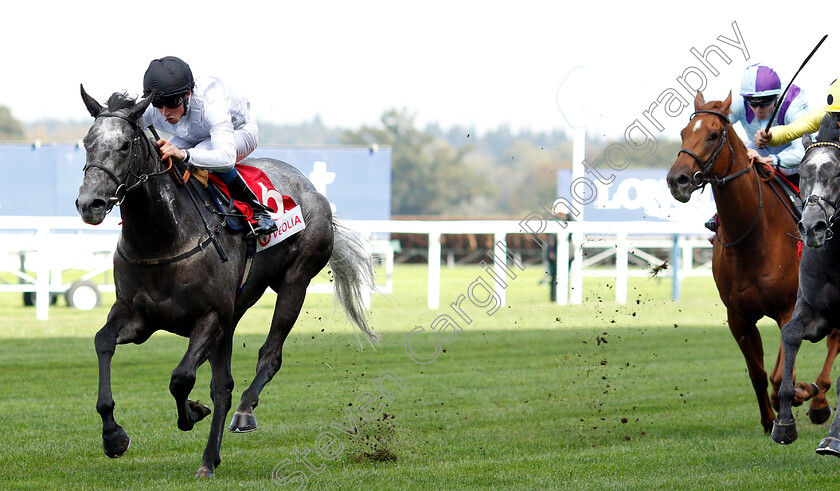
(722, 91, 732, 111)
(80, 84, 103, 117)
(694, 91, 706, 111)
(803, 133, 813, 147)
(127, 93, 153, 122)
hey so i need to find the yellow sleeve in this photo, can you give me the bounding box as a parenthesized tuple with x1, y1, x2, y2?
(768, 106, 826, 146)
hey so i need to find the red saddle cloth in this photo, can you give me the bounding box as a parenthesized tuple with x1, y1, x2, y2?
(207, 164, 297, 222)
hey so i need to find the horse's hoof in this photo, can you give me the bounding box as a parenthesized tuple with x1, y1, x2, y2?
(190, 400, 212, 422)
(816, 437, 840, 457)
(809, 404, 832, 425)
(195, 465, 215, 478)
(178, 400, 211, 431)
(771, 420, 798, 445)
(103, 425, 131, 458)
(228, 410, 258, 433)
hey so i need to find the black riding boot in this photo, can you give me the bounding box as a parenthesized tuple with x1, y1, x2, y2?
(226, 173, 278, 239)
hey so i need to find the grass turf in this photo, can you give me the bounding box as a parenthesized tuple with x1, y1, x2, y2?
(0, 264, 839, 489)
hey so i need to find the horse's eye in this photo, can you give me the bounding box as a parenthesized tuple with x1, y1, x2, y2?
(708, 133, 719, 141)
(119, 141, 130, 152)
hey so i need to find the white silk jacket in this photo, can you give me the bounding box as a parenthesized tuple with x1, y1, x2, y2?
(143, 76, 259, 172)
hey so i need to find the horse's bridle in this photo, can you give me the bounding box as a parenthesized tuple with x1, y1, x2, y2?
(802, 141, 840, 239)
(677, 110, 753, 188)
(83, 113, 169, 210)
(678, 109, 765, 248)
(84, 111, 230, 265)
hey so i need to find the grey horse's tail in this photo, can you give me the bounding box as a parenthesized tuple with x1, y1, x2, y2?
(330, 221, 380, 342)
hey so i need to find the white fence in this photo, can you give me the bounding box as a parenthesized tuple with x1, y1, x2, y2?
(0, 217, 712, 319)
(349, 220, 712, 308)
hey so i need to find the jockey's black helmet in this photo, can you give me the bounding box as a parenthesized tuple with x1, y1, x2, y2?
(143, 56, 194, 101)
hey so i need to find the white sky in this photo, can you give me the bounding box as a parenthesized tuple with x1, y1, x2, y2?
(1, 0, 836, 140)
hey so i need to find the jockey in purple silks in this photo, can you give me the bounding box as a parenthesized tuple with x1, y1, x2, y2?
(705, 63, 809, 232)
(729, 63, 809, 175)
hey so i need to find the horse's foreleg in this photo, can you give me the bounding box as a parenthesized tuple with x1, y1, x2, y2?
(95, 324, 131, 458)
(769, 343, 784, 411)
(95, 301, 146, 458)
(771, 309, 813, 411)
(816, 372, 840, 456)
(229, 283, 307, 433)
(196, 331, 235, 479)
(810, 329, 840, 425)
(772, 316, 806, 444)
(171, 312, 223, 432)
(728, 312, 774, 433)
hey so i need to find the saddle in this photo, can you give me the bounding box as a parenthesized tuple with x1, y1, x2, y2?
(756, 163, 801, 222)
(204, 174, 247, 232)
(706, 162, 801, 245)
(181, 163, 304, 291)
(189, 164, 297, 233)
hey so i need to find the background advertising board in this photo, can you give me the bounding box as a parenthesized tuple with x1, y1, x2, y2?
(0, 144, 391, 220)
(556, 169, 715, 226)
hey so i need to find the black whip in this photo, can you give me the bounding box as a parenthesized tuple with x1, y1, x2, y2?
(147, 124, 229, 263)
(765, 34, 828, 133)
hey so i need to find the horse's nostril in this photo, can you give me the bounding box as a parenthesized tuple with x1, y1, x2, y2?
(90, 199, 107, 212)
(814, 221, 828, 235)
(677, 175, 690, 186)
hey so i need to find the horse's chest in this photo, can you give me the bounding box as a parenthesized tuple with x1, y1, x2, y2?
(809, 278, 840, 315)
(126, 283, 222, 333)
(127, 291, 191, 328)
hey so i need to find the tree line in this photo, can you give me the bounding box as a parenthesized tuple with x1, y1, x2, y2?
(0, 105, 681, 217)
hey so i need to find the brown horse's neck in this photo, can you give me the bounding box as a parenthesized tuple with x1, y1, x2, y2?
(710, 132, 779, 249)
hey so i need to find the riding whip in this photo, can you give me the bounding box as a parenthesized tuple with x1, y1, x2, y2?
(765, 34, 828, 133)
(148, 124, 229, 263)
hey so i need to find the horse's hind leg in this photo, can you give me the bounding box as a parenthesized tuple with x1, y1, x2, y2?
(727, 312, 775, 433)
(810, 329, 840, 424)
(170, 312, 224, 432)
(195, 330, 235, 479)
(229, 283, 309, 433)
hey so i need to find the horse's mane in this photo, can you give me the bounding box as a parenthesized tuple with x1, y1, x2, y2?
(105, 91, 137, 112)
(815, 113, 840, 143)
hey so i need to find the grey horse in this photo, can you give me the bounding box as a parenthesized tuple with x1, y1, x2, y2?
(76, 86, 378, 477)
(772, 114, 840, 455)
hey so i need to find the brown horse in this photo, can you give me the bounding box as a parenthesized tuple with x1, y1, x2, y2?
(666, 92, 840, 433)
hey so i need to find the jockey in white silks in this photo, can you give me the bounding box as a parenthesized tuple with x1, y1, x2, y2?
(142, 56, 277, 238)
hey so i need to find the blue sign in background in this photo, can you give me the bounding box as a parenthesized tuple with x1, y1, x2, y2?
(556, 169, 714, 223)
(0, 144, 391, 220)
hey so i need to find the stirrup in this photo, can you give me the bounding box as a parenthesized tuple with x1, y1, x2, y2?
(245, 213, 277, 239)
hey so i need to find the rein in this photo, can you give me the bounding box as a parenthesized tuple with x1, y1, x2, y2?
(677, 110, 752, 188)
(678, 109, 763, 248)
(86, 113, 228, 265)
(720, 166, 763, 248)
(802, 141, 840, 239)
(83, 114, 170, 207)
